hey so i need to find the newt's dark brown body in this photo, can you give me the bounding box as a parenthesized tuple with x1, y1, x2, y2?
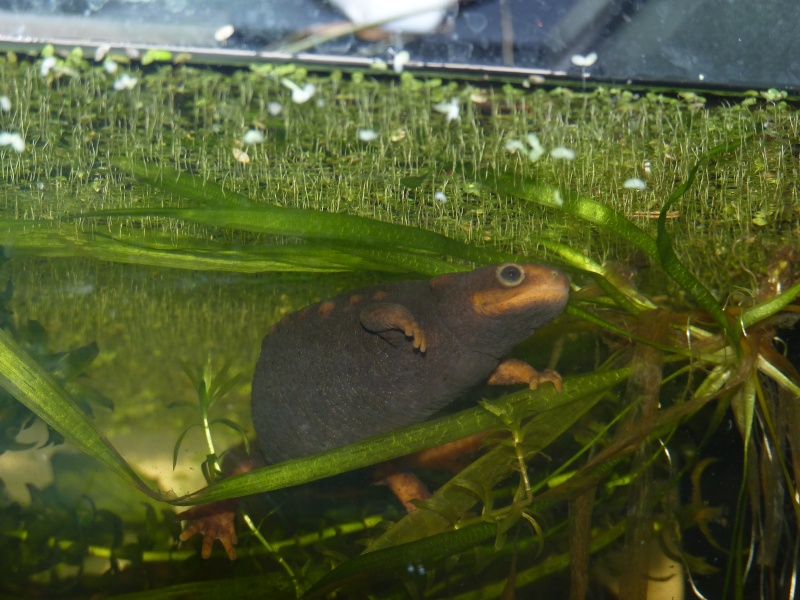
(251, 262, 570, 464)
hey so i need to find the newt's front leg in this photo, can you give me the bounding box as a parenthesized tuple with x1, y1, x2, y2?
(360, 303, 427, 352)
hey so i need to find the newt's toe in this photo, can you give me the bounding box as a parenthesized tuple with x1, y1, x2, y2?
(412, 323, 427, 353)
(529, 368, 563, 392)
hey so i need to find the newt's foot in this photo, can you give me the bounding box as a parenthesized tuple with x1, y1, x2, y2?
(488, 359, 563, 392)
(406, 432, 489, 472)
(177, 500, 238, 560)
(375, 468, 431, 512)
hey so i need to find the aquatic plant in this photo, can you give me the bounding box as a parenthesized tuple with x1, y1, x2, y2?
(1, 134, 797, 598)
(0, 49, 798, 598)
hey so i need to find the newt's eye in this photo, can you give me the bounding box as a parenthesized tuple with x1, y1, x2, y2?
(496, 263, 525, 287)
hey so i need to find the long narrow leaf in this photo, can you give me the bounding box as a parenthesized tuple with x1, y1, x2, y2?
(303, 523, 497, 598)
(115, 159, 254, 208)
(105, 163, 520, 266)
(475, 171, 659, 259)
(656, 138, 750, 355)
(0, 221, 426, 274)
(742, 280, 800, 329)
(81, 205, 517, 267)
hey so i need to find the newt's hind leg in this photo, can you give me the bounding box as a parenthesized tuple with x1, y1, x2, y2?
(488, 358, 563, 392)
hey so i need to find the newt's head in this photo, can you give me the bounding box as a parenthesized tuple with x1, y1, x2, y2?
(431, 262, 570, 353)
(471, 263, 570, 319)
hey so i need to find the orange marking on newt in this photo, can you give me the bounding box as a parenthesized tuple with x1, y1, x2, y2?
(372, 291, 388, 302)
(348, 294, 362, 306)
(318, 300, 336, 316)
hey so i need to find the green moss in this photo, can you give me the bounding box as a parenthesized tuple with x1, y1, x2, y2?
(0, 54, 796, 295)
(0, 49, 797, 426)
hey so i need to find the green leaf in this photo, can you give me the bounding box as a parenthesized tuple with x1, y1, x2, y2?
(742, 280, 800, 329)
(303, 523, 497, 598)
(81, 205, 514, 268)
(209, 418, 250, 453)
(111, 573, 296, 599)
(53, 342, 100, 381)
(563, 304, 719, 361)
(656, 137, 751, 356)
(172, 424, 201, 470)
(115, 159, 254, 208)
(475, 171, 659, 260)
(87, 164, 521, 268)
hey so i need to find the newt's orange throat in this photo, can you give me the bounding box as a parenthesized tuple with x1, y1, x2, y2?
(471, 263, 570, 317)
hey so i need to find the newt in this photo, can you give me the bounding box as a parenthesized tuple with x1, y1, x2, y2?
(180, 262, 570, 558)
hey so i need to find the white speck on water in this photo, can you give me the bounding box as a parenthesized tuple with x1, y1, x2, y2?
(504, 139, 527, 153)
(357, 129, 379, 142)
(232, 147, 250, 163)
(281, 79, 316, 104)
(214, 24, 235, 42)
(103, 58, 119, 74)
(552, 189, 564, 207)
(242, 129, 265, 145)
(393, 50, 410, 74)
(0, 96, 10, 112)
(526, 133, 545, 161)
(113, 73, 138, 91)
(0, 132, 25, 153)
(94, 45, 110, 62)
(434, 191, 447, 203)
(433, 98, 460, 122)
(570, 52, 597, 67)
(267, 101, 283, 116)
(40, 56, 57, 77)
(550, 146, 576, 160)
(505, 133, 545, 161)
(623, 178, 647, 190)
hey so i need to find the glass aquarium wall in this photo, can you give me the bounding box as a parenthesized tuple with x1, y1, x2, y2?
(2, 0, 799, 89)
